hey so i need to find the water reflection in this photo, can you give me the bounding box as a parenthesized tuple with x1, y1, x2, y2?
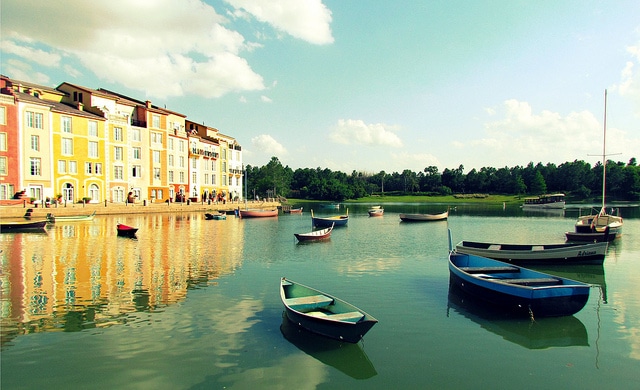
(0, 213, 245, 348)
(279, 313, 377, 379)
(447, 283, 589, 349)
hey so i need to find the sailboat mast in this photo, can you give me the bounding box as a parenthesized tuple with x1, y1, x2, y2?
(601, 89, 607, 215)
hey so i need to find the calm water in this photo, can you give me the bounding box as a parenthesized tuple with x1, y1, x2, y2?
(1, 203, 639, 389)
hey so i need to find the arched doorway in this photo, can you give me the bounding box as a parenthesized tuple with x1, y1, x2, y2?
(88, 184, 99, 203)
(63, 183, 74, 203)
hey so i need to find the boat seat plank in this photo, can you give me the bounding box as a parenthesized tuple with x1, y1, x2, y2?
(285, 295, 334, 311)
(499, 278, 561, 285)
(305, 310, 364, 322)
(460, 266, 519, 274)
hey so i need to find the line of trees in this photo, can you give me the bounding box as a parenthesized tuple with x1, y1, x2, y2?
(245, 157, 640, 202)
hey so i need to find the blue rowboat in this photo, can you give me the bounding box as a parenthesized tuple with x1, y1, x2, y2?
(448, 250, 590, 317)
(448, 230, 590, 317)
(310, 209, 348, 228)
(280, 277, 378, 343)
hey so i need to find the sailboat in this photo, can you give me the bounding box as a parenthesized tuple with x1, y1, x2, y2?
(566, 90, 623, 242)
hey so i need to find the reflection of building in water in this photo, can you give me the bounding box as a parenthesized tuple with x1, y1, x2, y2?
(0, 214, 244, 344)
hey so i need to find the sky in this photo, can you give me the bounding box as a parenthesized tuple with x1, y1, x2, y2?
(2, 0, 640, 174)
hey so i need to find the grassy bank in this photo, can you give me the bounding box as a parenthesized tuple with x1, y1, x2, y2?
(286, 194, 521, 204)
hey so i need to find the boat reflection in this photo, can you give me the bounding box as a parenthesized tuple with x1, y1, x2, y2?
(279, 313, 377, 379)
(447, 283, 589, 349)
(527, 264, 607, 303)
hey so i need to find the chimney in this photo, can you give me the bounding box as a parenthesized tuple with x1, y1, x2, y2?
(77, 102, 84, 111)
(146, 100, 152, 108)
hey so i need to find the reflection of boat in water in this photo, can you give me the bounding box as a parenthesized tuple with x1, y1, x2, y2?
(528, 264, 607, 304)
(280, 313, 377, 379)
(447, 283, 588, 349)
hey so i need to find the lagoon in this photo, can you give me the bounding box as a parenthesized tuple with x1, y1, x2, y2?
(1, 203, 639, 389)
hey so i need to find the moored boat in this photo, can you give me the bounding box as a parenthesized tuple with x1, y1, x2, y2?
(46, 210, 96, 223)
(399, 210, 448, 222)
(455, 240, 608, 265)
(280, 277, 378, 343)
(1, 219, 48, 232)
(368, 206, 384, 217)
(567, 90, 623, 241)
(311, 209, 348, 228)
(204, 212, 226, 220)
(448, 249, 590, 318)
(239, 209, 278, 218)
(283, 206, 303, 214)
(294, 223, 334, 242)
(116, 223, 138, 237)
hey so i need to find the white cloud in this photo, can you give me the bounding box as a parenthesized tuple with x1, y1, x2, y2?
(329, 119, 403, 148)
(224, 0, 334, 44)
(0, 0, 265, 99)
(2, 59, 51, 85)
(251, 134, 287, 155)
(260, 95, 273, 103)
(617, 43, 640, 110)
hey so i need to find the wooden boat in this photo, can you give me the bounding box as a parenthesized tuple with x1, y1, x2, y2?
(239, 209, 278, 218)
(454, 240, 608, 265)
(116, 223, 138, 237)
(46, 210, 96, 223)
(311, 209, 348, 228)
(399, 210, 448, 222)
(448, 249, 590, 318)
(565, 226, 614, 242)
(283, 206, 303, 214)
(294, 223, 333, 242)
(204, 212, 226, 220)
(368, 206, 384, 217)
(521, 193, 566, 209)
(567, 90, 622, 241)
(280, 277, 378, 343)
(1, 219, 48, 232)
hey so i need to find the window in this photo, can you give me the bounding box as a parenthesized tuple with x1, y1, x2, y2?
(179, 156, 184, 168)
(0, 157, 6, 175)
(168, 171, 174, 182)
(0, 106, 5, 125)
(204, 174, 209, 185)
(0, 133, 6, 151)
(114, 166, 123, 180)
(31, 135, 39, 151)
(69, 161, 77, 174)
(151, 132, 162, 144)
(152, 114, 160, 128)
(168, 154, 174, 167)
(26, 111, 43, 129)
(58, 160, 66, 173)
(191, 157, 197, 169)
(95, 163, 102, 175)
(212, 174, 216, 185)
(88, 121, 98, 137)
(114, 146, 123, 161)
(168, 138, 174, 150)
(88, 141, 98, 158)
(114, 127, 123, 141)
(85, 162, 93, 174)
(152, 150, 160, 163)
(30, 158, 41, 175)
(179, 171, 184, 182)
(62, 138, 73, 155)
(62, 116, 72, 133)
(223, 175, 227, 186)
(131, 128, 140, 141)
(179, 140, 185, 152)
(192, 172, 197, 184)
(132, 165, 141, 178)
(153, 168, 161, 180)
(133, 147, 141, 160)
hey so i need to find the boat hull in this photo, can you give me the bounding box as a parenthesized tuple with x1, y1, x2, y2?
(239, 209, 278, 218)
(448, 252, 590, 317)
(117, 223, 138, 237)
(46, 211, 96, 223)
(281, 278, 377, 343)
(312, 216, 348, 228)
(1, 220, 48, 232)
(294, 225, 333, 242)
(399, 211, 448, 222)
(455, 241, 607, 265)
(368, 209, 384, 217)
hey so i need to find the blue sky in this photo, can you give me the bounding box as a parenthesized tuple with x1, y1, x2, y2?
(2, 0, 639, 173)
